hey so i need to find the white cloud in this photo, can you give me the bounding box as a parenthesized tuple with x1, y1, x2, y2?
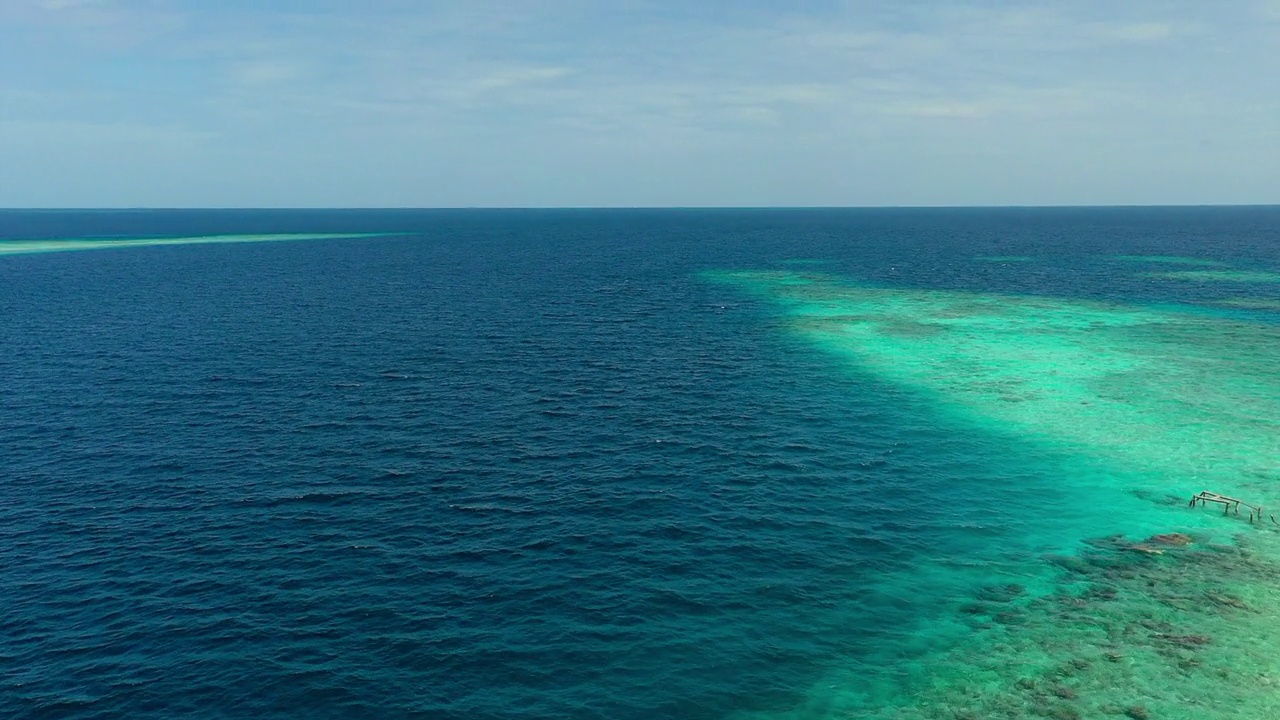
(2, 1, 1277, 206)
(473, 66, 574, 91)
(38, 0, 104, 10)
(1089, 21, 1174, 43)
(884, 101, 986, 119)
(231, 61, 304, 86)
(724, 84, 841, 106)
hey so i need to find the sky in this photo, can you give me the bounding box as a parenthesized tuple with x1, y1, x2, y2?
(1, 0, 1278, 208)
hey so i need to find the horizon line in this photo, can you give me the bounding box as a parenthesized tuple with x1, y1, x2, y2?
(2, 203, 1279, 212)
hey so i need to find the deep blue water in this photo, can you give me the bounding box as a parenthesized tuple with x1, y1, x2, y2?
(2, 208, 1278, 719)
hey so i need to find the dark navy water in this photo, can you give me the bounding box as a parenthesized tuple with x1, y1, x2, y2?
(2, 208, 1278, 719)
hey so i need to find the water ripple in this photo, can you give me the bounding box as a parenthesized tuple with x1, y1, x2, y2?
(3, 208, 1279, 719)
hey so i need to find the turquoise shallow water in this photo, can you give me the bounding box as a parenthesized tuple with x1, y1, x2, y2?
(2, 208, 1280, 719)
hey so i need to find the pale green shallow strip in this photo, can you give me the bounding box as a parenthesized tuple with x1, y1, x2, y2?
(1112, 255, 1228, 267)
(708, 270, 1280, 496)
(0, 233, 392, 256)
(708, 270, 1280, 720)
(1216, 297, 1280, 311)
(1147, 269, 1280, 283)
(976, 255, 1037, 263)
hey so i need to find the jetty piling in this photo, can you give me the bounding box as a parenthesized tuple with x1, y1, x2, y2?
(1189, 491, 1264, 523)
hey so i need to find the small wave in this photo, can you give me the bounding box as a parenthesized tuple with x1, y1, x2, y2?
(259, 491, 363, 508)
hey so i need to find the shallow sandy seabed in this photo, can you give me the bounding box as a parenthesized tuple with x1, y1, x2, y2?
(710, 270, 1280, 720)
(1146, 270, 1280, 283)
(1214, 298, 1280, 311)
(977, 256, 1039, 263)
(1112, 256, 1228, 267)
(0, 233, 389, 256)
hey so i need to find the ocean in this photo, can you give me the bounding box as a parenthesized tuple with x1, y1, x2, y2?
(3, 207, 1280, 719)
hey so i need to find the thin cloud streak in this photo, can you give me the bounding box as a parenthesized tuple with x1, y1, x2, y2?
(0, 1, 1276, 207)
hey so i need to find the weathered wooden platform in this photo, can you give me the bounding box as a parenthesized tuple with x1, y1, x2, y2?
(1189, 491, 1266, 523)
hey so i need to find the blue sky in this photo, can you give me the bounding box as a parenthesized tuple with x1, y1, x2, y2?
(1, 0, 1277, 207)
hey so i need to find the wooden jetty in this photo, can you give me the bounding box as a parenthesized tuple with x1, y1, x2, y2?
(1189, 491, 1265, 524)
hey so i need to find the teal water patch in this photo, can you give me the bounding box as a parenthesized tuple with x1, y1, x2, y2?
(708, 270, 1280, 495)
(778, 259, 833, 266)
(977, 255, 1037, 263)
(708, 269, 1280, 719)
(1215, 297, 1280, 311)
(1112, 255, 1227, 267)
(0, 233, 390, 256)
(1147, 270, 1280, 283)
